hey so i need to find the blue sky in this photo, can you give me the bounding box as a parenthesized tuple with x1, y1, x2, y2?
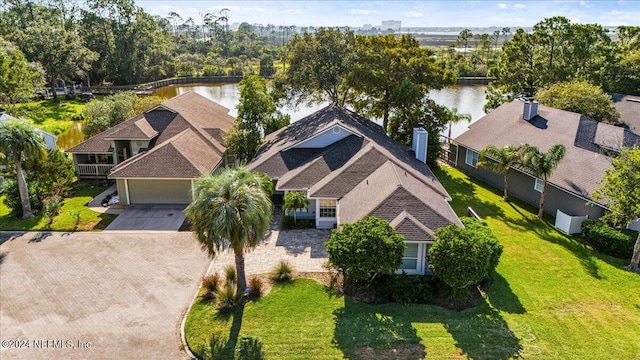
(136, 0, 640, 28)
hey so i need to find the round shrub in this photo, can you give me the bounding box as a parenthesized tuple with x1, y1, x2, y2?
(581, 219, 637, 259)
(326, 216, 406, 284)
(429, 217, 503, 298)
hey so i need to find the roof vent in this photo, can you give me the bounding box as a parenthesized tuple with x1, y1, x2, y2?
(523, 99, 539, 121)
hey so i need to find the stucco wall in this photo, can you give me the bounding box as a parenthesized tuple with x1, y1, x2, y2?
(456, 146, 605, 219)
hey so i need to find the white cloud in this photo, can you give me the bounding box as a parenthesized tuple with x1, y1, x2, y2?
(497, 3, 508, 9)
(281, 9, 302, 15)
(514, 4, 526, 9)
(349, 9, 377, 15)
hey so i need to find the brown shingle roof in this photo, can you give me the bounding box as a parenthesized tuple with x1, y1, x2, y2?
(455, 100, 613, 199)
(69, 91, 234, 178)
(390, 211, 435, 241)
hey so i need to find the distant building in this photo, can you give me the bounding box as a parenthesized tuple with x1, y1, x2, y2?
(381, 20, 401, 31)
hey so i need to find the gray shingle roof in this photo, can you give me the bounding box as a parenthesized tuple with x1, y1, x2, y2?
(455, 100, 619, 199)
(249, 105, 462, 239)
(612, 94, 640, 134)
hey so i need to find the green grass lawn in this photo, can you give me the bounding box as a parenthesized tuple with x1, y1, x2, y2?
(0, 184, 116, 231)
(14, 99, 86, 135)
(184, 165, 640, 359)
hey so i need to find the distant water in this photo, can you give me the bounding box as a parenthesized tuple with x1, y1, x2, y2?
(57, 83, 487, 149)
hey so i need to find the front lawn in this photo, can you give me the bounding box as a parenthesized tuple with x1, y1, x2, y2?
(0, 183, 116, 231)
(184, 165, 640, 359)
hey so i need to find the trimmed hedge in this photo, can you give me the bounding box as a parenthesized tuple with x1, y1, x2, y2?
(581, 219, 637, 259)
(280, 215, 315, 230)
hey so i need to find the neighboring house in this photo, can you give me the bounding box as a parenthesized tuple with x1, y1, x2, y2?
(453, 99, 640, 223)
(612, 94, 640, 135)
(248, 105, 462, 275)
(67, 92, 234, 205)
(0, 112, 58, 150)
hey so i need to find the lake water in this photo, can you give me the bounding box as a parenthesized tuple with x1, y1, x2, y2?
(58, 83, 487, 149)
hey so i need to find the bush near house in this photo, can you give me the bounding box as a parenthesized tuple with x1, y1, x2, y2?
(279, 215, 315, 229)
(429, 217, 503, 299)
(581, 219, 638, 259)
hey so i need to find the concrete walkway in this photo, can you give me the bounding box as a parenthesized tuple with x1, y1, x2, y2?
(207, 228, 331, 276)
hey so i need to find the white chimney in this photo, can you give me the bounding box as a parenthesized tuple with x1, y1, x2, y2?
(523, 99, 539, 121)
(412, 125, 428, 163)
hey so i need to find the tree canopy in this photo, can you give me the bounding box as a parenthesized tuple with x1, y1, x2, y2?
(0, 37, 38, 107)
(536, 81, 620, 124)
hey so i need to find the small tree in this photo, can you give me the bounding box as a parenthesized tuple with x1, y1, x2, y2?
(429, 217, 503, 298)
(521, 144, 566, 218)
(326, 216, 405, 285)
(478, 144, 523, 201)
(42, 196, 62, 228)
(593, 147, 640, 271)
(282, 191, 309, 225)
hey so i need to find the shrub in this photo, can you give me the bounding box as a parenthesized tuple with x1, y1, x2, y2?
(202, 273, 222, 293)
(202, 65, 225, 76)
(280, 216, 315, 230)
(215, 284, 241, 312)
(198, 333, 232, 360)
(429, 217, 503, 299)
(374, 273, 432, 304)
(326, 216, 406, 285)
(224, 265, 237, 285)
(248, 276, 264, 298)
(238, 337, 264, 360)
(1, 178, 40, 217)
(581, 219, 637, 259)
(270, 261, 294, 283)
(42, 196, 62, 226)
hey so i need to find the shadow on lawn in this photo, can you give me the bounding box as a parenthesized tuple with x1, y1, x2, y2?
(199, 302, 264, 359)
(486, 271, 526, 314)
(333, 297, 522, 360)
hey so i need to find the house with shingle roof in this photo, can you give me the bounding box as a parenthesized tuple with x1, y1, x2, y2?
(248, 105, 462, 275)
(67, 92, 234, 205)
(453, 98, 640, 223)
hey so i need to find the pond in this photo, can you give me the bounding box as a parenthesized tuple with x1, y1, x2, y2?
(57, 83, 487, 149)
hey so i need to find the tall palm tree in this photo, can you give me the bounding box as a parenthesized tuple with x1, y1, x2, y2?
(478, 144, 522, 201)
(185, 167, 272, 296)
(0, 119, 44, 219)
(445, 107, 471, 144)
(521, 144, 566, 218)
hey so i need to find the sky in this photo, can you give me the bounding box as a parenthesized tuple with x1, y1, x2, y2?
(136, 0, 640, 28)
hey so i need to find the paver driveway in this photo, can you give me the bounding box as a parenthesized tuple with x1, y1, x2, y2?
(0, 231, 209, 360)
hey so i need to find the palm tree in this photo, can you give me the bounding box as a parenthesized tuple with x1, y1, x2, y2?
(185, 167, 272, 297)
(521, 144, 566, 218)
(167, 11, 182, 35)
(478, 144, 522, 201)
(0, 119, 44, 219)
(458, 28, 473, 56)
(445, 107, 471, 144)
(282, 191, 309, 225)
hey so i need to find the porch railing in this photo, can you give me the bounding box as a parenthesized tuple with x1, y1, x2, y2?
(77, 164, 115, 176)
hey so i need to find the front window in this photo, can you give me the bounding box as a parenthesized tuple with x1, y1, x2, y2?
(319, 199, 336, 218)
(465, 149, 479, 167)
(399, 243, 419, 271)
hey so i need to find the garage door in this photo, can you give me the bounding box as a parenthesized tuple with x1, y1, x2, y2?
(127, 179, 192, 204)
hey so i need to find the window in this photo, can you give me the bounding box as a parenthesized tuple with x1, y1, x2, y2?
(399, 243, 419, 271)
(465, 149, 479, 167)
(319, 199, 336, 218)
(534, 178, 544, 192)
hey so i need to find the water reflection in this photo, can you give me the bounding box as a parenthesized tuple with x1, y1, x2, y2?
(58, 83, 487, 149)
(56, 122, 85, 151)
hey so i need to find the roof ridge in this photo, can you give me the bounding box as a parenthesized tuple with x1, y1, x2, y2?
(308, 142, 377, 196)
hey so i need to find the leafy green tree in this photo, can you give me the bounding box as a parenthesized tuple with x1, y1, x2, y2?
(276, 28, 355, 106)
(282, 191, 309, 225)
(0, 119, 44, 219)
(326, 216, 405, 285)
(42, 196, 62, 227)
(348, 34, 454, 132)
(0, 37, 37, 108)
(593, 147, 640, 271)
(478, 145, 523, 201)
(83, 91, 162, 137)
(429, 217, 502, 298)
(31, 149, 76, 199)
(18, 21, 97, 103)
(521, 144, 566, 218)
(185, 167, 272, 297)
(536, 81, 620, 123)
(259, 54, 274, 77)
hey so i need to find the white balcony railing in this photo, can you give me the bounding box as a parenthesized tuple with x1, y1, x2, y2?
(77, 164, 115, 176)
